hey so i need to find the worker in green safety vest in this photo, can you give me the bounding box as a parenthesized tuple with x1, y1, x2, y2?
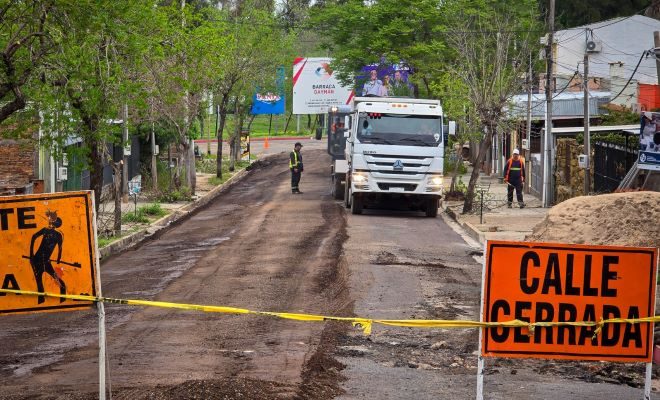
(289, 142, 304, 194)
(504, 148, 525, 208)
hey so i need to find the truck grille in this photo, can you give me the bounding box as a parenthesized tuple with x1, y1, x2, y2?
(377, 183, 417, 191)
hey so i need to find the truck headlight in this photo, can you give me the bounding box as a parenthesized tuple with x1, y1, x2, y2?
(352, 173, 368, 183)
(427, 175, 443, 186)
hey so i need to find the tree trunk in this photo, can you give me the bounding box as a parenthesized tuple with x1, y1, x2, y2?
(188, 137, 196, 194)
(462, 125, 493, 213)
(151, 122, 158, 190)
(216, 93, 230, 178)
(88, 137, 104, 215)
(449, 141, 464, 193)
(180, 139, 191, 189)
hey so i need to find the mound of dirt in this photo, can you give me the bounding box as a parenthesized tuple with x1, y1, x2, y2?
(526, 191, 660, 248)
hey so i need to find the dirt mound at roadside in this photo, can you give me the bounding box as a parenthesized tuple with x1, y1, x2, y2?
(526, 191, 660, 248)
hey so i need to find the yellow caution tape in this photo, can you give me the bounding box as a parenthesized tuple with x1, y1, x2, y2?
(0, 289, 657, 337)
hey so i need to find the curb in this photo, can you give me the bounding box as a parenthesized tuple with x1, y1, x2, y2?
(99, 167, 251, 260)
(442, 203, 485, 245)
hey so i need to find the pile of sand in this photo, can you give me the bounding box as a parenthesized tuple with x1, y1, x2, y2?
(526, 191, 660, 249)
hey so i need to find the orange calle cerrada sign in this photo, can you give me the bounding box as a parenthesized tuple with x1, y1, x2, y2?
(482, 241, 657, 362)
(0, 191, 98, 315)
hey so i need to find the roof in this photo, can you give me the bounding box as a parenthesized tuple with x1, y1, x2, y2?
(554, 15, 660, 85)
(507, 91, 611, 119)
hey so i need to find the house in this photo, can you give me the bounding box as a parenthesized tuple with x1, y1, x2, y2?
(552, 15, 660, 111)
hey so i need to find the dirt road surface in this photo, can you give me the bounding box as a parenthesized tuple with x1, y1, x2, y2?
(0, 149, 657, 399)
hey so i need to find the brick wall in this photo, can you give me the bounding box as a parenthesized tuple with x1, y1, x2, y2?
(554, 138, 594, 203)
(0, 139, 36, 189)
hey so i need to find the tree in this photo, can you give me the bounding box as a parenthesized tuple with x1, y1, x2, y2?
(444, 2, 537, 213)
(208, 2, 293, 177)
(551, 0, 651, 28)
(0, 1, 67, 124)
(37, 0, 160, 221)
(310, 0, 449, 97)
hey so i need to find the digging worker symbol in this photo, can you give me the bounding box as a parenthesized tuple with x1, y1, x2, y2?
(289, 142, 304, 194)
(504, 149, 526, 209)
(29, 210, 66, 304)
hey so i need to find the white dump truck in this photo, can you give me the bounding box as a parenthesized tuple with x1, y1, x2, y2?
(342, 96, 452, 217)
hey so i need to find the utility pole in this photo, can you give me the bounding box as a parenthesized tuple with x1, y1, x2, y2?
(525, 51, 532, 194)
(542, 0, 555, 208)
(583, 48, 591, 195)
(122, 103, 129, 203)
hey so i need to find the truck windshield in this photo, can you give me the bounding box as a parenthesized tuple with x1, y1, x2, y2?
(357, 113, 442, 147)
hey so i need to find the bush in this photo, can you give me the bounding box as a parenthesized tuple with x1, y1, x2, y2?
(122, 212, 150, 224)
(139, 203, 167, 217)
(156, 187, 192, 202)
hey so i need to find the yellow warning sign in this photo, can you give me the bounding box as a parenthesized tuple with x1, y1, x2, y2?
(0, 191, 98, 315)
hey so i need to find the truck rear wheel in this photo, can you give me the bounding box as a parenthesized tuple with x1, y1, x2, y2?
(332, 176, 344, 200)
(351, 193, 363, 215)
(425, 198, 439, 218)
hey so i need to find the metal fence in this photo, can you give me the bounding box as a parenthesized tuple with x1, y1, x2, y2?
(593, 141, 637, 193)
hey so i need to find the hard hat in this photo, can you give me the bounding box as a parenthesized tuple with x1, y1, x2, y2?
(513, 149, 520, 155)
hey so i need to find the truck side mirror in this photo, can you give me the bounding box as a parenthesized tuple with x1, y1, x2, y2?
(343, 131, 350, 139)
(449, 121, 457, 136)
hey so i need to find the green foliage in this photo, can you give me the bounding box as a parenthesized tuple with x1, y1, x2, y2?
(121, 212, 150, 224)
(600, 109, 642, 125)
(139, 203, 167, 218)
(156, 187, 193, 203)
(552, 0, 651, 29)
(121, 202, 167, 224)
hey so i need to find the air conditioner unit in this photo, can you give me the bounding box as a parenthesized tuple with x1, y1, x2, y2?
(586, 41, 602, 53)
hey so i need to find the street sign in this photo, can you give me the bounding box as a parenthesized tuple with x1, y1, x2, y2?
(0, 191, 98, 315)
(481, 240, 657, 362)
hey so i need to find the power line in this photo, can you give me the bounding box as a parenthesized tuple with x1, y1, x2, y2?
(610, 51, 647, 102)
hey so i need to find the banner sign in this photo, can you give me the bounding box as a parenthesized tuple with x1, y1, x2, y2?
(0, 191, 98, 315)
(250, 92, 285, 115)
(482, 240, 657, 362)
(639, 112, 660, 171)
(292, 57, 354, 115)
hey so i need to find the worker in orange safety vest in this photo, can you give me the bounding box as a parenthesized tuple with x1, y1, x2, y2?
(503, 148, 525, 208)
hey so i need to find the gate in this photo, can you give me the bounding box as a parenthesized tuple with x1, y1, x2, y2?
(529, 155, 542, 198)
(593, 141, 637, 193)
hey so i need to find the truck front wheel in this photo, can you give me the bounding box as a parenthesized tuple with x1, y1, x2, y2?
(351, 193, 363, 215)
(425, 198, 439, 218)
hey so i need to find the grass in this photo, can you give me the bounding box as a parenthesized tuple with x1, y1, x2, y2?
(199, 114, 312, 139)
(121, 203, 168, 224)
(140, 203, 167, 218)
(98, 237, 115, 248)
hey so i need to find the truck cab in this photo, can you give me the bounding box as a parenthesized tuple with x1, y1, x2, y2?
(344, 97, 445, 217)
(324, 105, 352, 199)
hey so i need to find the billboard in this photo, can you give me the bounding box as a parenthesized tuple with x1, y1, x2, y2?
(482, 240, 657, 362)
(357, 63, 414, 98)
(250, 92, 285, 115)
(251, 66, 286, 115)
(292, 57, 354, 115)
(639, 112, 660, 170)
(0, 191, 98, 315)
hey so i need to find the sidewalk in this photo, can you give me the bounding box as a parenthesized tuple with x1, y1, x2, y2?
(442, 170, 548, 245)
